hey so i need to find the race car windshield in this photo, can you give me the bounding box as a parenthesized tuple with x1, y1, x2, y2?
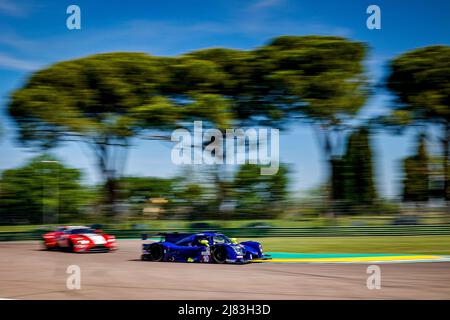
(212, 235, 231, 244)
(70, 228, 95, 234)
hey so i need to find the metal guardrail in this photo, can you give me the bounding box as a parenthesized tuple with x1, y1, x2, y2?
(2, 225, 450, 241)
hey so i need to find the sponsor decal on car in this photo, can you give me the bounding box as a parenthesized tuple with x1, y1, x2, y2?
(200, 247, 211, 263)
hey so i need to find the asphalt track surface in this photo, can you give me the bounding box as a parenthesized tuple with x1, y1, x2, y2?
(1, 240, 450, 299)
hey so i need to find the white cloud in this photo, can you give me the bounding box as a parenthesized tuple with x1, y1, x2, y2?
(0, 0, 352, 69)
(0, 0, 28, 17)
(0, 53, 41, 71)
(0, 32, 38, 51)
(250, 0, 284, 10)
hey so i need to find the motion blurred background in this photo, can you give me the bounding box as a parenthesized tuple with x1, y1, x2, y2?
(0, 0, 449, 253)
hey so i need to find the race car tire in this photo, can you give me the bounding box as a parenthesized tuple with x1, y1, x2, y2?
(46, 244, 58, 251)
(42, 237, 55, 250)
(211, 246, 227, 264)
(148, 244, 164, 262)
(68, 241, 75, 253)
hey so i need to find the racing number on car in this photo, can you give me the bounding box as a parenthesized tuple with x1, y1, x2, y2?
(57, 233, 68, 247)
(201, 247, 211, 263)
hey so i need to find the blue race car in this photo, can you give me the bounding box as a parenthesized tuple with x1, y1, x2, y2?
(141, 232, 270, 264)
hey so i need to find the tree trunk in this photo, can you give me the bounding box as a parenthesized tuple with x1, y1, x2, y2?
(104, 177, 118, 218)
(95, 140, 120, 218)
(323, 131, 336, 218)
(443, 123, 450, 213)
(213, 164, 229, 219)
(312, 125, 337, 218)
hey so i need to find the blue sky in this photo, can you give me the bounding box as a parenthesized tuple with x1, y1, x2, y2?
(0, 0, 449, 198)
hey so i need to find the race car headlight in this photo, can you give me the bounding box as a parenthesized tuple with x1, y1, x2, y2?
(233, 246, 244, 255)
(77, 240, 89, 245)
(107, 238, 115, 242)
(259, 244, 263, 253)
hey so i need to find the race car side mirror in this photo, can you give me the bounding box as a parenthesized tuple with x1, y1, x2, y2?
(199, 239, 209, 247)
(231, 238, 238, 244)
(94, 229, 103, 234)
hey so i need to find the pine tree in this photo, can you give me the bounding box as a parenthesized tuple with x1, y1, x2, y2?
(403, 134, 429, 203)
(341, 127, 377, 206)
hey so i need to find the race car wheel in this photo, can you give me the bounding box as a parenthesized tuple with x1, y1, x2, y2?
(148, 244, 164, 262)
(211, 246, 227, 264)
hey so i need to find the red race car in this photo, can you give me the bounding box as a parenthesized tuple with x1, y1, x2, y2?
(43, 226, 117, 253)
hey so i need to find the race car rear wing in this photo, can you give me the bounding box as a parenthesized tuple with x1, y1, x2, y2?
(141, 232, 193, 243)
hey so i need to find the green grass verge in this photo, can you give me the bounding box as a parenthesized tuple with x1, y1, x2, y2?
(243, 236, 450, 255)
(0, 224, 45, 232)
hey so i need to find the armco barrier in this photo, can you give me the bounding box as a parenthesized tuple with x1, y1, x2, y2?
(2, 224, 450, 241)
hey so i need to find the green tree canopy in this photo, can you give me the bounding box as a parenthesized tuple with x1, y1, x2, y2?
(387, 46, 450, 123)
(185, 37, 369, 216)
(8, 52, 232, 215)
(257, 35, 368, 124)
(402, 134, 430, 203)
(0, 155, 89, 224)
(258, 36, 369, 213)
(232, 163, 289, 218)
(7, 37, 370, 218)
(186, 48, 270, 124)
(341, 127, 377, 206)
(386, 45, 450, 200)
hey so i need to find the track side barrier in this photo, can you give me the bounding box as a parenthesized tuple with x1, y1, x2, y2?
(2, 225, 450, 241)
